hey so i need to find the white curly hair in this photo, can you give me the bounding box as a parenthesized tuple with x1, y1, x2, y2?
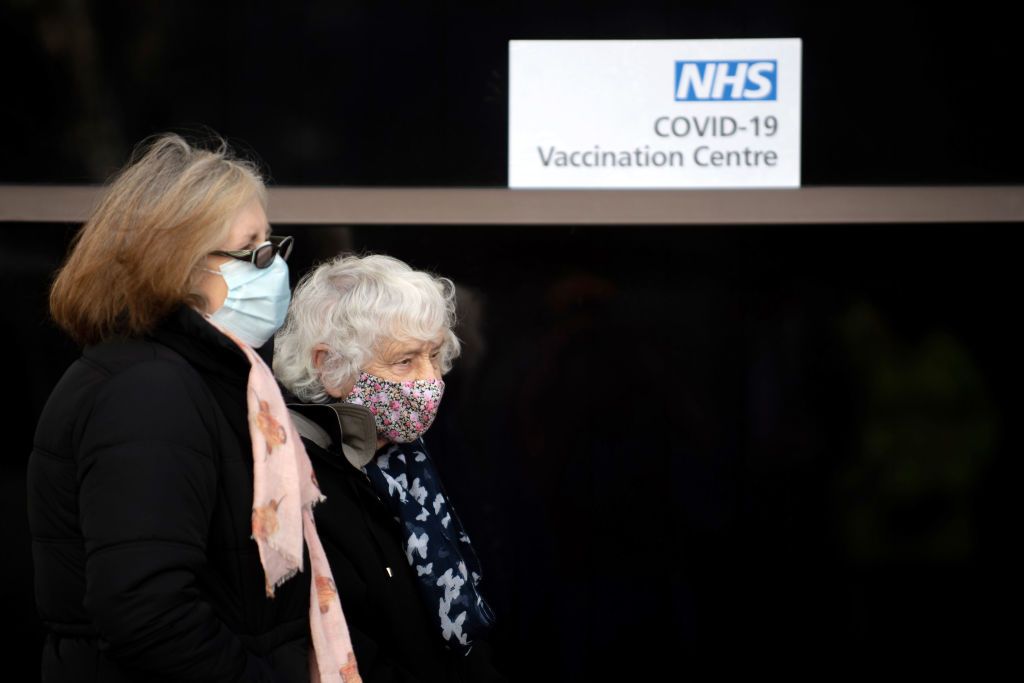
(274, 253, 461, 404)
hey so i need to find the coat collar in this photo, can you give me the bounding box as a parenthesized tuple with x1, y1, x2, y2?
(288, 402, 378, 469)
(147, 304, 253, 380)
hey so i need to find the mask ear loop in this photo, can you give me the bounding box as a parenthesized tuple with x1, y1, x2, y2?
(199, 267, 224, 277)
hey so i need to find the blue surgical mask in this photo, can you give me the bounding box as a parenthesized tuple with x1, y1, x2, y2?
(208, 255, 291, 348)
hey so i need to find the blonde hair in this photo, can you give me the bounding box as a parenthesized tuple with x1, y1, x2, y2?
(50, 133, 266, 345)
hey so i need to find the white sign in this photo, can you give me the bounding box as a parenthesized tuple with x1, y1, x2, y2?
(509, 39, 802, 189)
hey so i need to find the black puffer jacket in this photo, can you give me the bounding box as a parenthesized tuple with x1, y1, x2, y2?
(27, 305, 310, 682)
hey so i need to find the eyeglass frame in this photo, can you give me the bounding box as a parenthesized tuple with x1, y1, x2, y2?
(210, 234, 294, 269)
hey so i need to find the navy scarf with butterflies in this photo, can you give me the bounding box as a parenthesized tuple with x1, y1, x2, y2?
(363, 439, 495, 654)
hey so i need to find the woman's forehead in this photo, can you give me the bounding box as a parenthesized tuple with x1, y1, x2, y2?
(226, 199, 269, 244)
(375, 334, 445, 356)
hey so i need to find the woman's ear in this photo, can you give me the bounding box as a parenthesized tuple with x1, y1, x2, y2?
(312, 344, 332, 372)
(313, 344, 355, 399)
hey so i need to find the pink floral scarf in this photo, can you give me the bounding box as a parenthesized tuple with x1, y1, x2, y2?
(212, 321, 361, 683)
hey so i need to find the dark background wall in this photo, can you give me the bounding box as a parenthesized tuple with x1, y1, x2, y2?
(2, 1, 1019, 680)
(1, 0, 1020, 185)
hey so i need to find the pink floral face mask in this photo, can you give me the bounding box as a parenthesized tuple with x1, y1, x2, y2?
(344, 372, 445, 443)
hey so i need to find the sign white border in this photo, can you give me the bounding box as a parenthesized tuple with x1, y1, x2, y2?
(509, 39, 802, 189)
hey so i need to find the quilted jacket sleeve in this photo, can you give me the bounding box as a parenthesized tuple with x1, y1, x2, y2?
(76, 358, 277, 682)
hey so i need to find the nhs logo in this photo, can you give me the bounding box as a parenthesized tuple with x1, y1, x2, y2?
(674, 60, 777, 101)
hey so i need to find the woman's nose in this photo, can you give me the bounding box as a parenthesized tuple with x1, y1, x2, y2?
(415, 357, 439, 381)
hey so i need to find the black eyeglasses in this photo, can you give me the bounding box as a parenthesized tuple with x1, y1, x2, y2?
(212, 235, 294, 269)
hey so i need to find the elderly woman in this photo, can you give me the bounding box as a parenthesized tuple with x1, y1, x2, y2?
(28, 134, 357, 682)
(275, 254, 503, 682)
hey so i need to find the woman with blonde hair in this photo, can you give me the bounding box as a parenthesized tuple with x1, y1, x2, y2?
(28, 134, 360, 682)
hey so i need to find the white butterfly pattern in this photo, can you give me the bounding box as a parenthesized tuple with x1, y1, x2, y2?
(409, 477, 429, 506)
(436, 567, 466, 605)
(440, 610, 468, 645)
(406, 532, 430, 563)
(383, 472, 406, 501)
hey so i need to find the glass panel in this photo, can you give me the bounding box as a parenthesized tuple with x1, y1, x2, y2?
(0, 3, 1019, 185)
(8, 221, 1013, 677)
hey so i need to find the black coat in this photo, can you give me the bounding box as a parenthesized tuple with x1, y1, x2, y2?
(293, 405, 505, 683)
(27, 306, 310, 682)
